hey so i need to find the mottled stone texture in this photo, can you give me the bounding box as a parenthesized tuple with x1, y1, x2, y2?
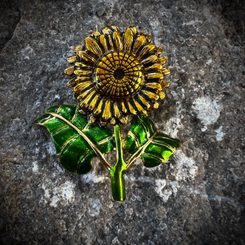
(0, 0, 244, 244)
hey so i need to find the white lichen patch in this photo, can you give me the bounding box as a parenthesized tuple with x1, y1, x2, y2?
(215, 126, 225, 141)
(54, 94, 60, 100)
(154, 180, 181, 203)
(155, 179, 171, 202)
(149, 19, 161, 45)
(88, 198, 102, 217)
(32, 161, 39, 173)
(192, 96, 222, 131)
(164, 117, 182, 138)
(20, 44, 35, 60)
(46, 141, 56, 155)
(174, 150, 198, 181)
(182, 19, 202, 26)
(163, 104, 184, 138)
(154, 150, 198, 202)
(206, 59, 213, 65)
(126, 174, 157, 184)
(81, 172, 107, 184)
(41, 180, 76, 207)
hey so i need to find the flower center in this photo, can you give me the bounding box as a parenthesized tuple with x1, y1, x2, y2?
(113, 68, 125, 80)
(94, 52, 143, 99)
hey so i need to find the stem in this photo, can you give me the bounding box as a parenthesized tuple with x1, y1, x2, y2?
(115, 124, 124, 163)
(110, 124, 127, 201)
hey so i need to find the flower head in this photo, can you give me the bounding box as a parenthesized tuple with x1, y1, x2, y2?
(65, 26, 170, 125)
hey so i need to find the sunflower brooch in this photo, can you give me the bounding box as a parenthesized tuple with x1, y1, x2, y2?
(36, 26, 180, 201)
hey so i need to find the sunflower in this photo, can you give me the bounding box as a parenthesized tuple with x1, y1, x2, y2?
(64, 26, 170, 125)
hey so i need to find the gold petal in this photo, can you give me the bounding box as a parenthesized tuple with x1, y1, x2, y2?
(74, 69, 92, 76)
(99, 35, 109, 52)
(77, 87, 93, 100)
(137, 94, 151, 109)
(88, 94, 99, 110)
(96, 66, 112, 75)
(113, 103, 121, 119)
(144, 63, 162, 71)
(79, 108, 86, 114)
(101, 27, 112, 35)
(74, 81, 92, 93)
(89, 115, 96, 123)
(76, 76, 91, 82)
(142, 90, 159, 100)
(66, 78, 76, 88)
(110, 118, 116, 125)
(72, 45, 83, 53)
(159, 91, 165, 99)
(67, 77, 88, 88)
(111, 26, 120, 32)
(138, 44, 156, 59)
(153, 102, 159, 109)
(130, 26, 137, 35)
(64, 66, 74, 75)
(145, 82, 162, 90)
(132, 35, 147, 54)
(119, 116, 128, 125)
(84, 37, 102, 57)
(102, 100, 111, 120)
(67, 56, 77, 63)
(113, 31, 123, 51)
(91, 31, 101, 38)
(156, 47, 163, 55)
(133, 99, 146, 114)
(159, 57, 167, 65)
(107, 34, 114, 50)
(121, 102, 127, 113)
(161, 80, 170, 87)
(145, 34, 152, 42)
(141, 54, 158, 64)
(94, 98, 104, 115)
(78, 51, 96, 63)
(145, 72, 164, 80)
(81, 90, 97, 107)
(74, 62, 84, 67)
(124, 27, 135, 52)
(75, 62, 93, 70)
(127, 101, 137, 115)
(162, 67, 170, 75)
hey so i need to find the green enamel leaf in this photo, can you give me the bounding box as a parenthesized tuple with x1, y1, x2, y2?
(125, 116, 180, 168)
(36, 105, 114, 174)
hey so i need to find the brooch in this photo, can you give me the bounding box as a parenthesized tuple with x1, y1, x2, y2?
(36, 26, 180, 201)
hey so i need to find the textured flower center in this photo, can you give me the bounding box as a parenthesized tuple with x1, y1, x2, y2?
(94, 52, 143, 99)
(113, 68, 125, 80)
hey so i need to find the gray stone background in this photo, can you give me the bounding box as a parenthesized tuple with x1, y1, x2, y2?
(0, 0, 244, 244)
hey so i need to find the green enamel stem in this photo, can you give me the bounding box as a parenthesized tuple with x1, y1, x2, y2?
(114, 124, 124, 162)
(110, 124, 127, 201)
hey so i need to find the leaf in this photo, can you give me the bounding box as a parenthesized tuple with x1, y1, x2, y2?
(36, 105, 114, 174)
(125, 116, 180, 168)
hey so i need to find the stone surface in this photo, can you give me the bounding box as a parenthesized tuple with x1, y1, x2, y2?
(0, 0, 244, 244)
